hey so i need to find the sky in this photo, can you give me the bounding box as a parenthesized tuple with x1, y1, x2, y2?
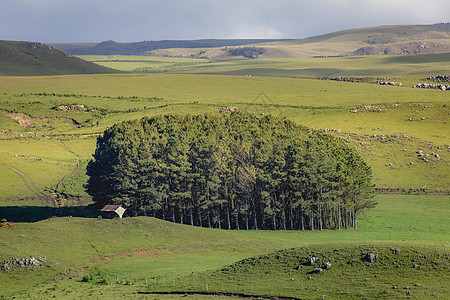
(1, 0, 449, 43)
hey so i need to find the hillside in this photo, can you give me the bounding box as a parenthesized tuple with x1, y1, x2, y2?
(139, 24, 450, 59)
(1, 194, 449, 298)
(0, 40, 120, 76)
(52, 39, 291, 56)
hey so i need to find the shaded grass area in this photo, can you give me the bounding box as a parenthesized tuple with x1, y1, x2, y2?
(0, 205, 91, 222)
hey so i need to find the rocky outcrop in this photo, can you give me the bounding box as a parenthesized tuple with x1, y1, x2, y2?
(1, 256, 46, 271)
(377, 80, 403, 86)
(57, 104, 87, 111)
(413, 83, 450, 90)
(426, 75, 450, 82)
(221, 107, 238, 113)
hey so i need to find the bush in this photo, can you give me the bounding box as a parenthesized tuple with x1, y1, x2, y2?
(0, 218, 6, 223)
(97, 215, 102, 220)
(81, 274, 93, 282)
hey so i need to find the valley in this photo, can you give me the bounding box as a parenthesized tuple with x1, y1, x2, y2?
(0, 23, 449, 299)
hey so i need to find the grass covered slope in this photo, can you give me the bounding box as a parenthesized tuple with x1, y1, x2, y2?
(264, 24, 450, 58)
(0, 40, 120, 76)
(119, 24, 450, 60)
(169, 242, 449, 299)
(1, 194, 449, 298)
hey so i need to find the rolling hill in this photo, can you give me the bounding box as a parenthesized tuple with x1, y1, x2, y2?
(141, 24, 450, 59)
(51, 39, 291, 56)
(0, 40, 120, 76)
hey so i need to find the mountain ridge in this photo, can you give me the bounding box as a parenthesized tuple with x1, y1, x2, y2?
(49, 24, 450, 58)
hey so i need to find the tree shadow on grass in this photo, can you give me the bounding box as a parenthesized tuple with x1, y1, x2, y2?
(0, 205, 94, 222)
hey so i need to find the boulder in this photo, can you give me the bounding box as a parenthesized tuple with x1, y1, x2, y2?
(324, 262, 331, 269)
(364, 253, 376, 263)
(390, 248, 401, 254)
(307, 256, 317, 265)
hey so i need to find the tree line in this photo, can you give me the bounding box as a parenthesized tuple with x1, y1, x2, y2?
(86, 112, 375, 230)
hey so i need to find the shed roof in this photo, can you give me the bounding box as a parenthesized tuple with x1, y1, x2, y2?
(100, 205, 122, 212)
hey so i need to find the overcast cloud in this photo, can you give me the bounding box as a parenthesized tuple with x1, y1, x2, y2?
(1, 0, 449, 43)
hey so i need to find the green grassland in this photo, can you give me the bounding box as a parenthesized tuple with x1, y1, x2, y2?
(79, 55, 211, 72)
(0, 72, 448, 202)
(80, 52, 450, 77)
(0, 51, 449, 298)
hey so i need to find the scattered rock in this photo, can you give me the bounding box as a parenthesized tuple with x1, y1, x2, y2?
(390, 248, 401, 254)
(316, 76, 370, 83)
(324, 262, 331, 270)
(313, 268, 323, 273)
(351, 105, 382, 113)
(415, 283, 421, 287)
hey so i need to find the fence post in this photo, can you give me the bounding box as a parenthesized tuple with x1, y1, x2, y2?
(206, 282, 208, 292)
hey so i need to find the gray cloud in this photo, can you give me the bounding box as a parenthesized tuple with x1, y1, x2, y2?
(0, 0, 449, 43)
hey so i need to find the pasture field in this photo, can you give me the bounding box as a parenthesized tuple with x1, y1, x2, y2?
(79, 55, 210, 72)
(0, 73, 448, 204)
(1, 194, 448, 299)
(80, 53, 450, 78)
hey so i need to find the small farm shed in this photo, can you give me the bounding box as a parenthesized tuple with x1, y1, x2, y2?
(100, 205, 126, 219)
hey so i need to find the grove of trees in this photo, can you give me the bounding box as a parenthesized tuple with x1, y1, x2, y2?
(86, 112, 375, 230)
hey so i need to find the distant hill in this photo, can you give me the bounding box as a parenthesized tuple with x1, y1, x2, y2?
(277, 23, 450, 57)
(88, 24, 450, 59)
(51, 39, 291, 56)
(0, 40, 120, 76)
